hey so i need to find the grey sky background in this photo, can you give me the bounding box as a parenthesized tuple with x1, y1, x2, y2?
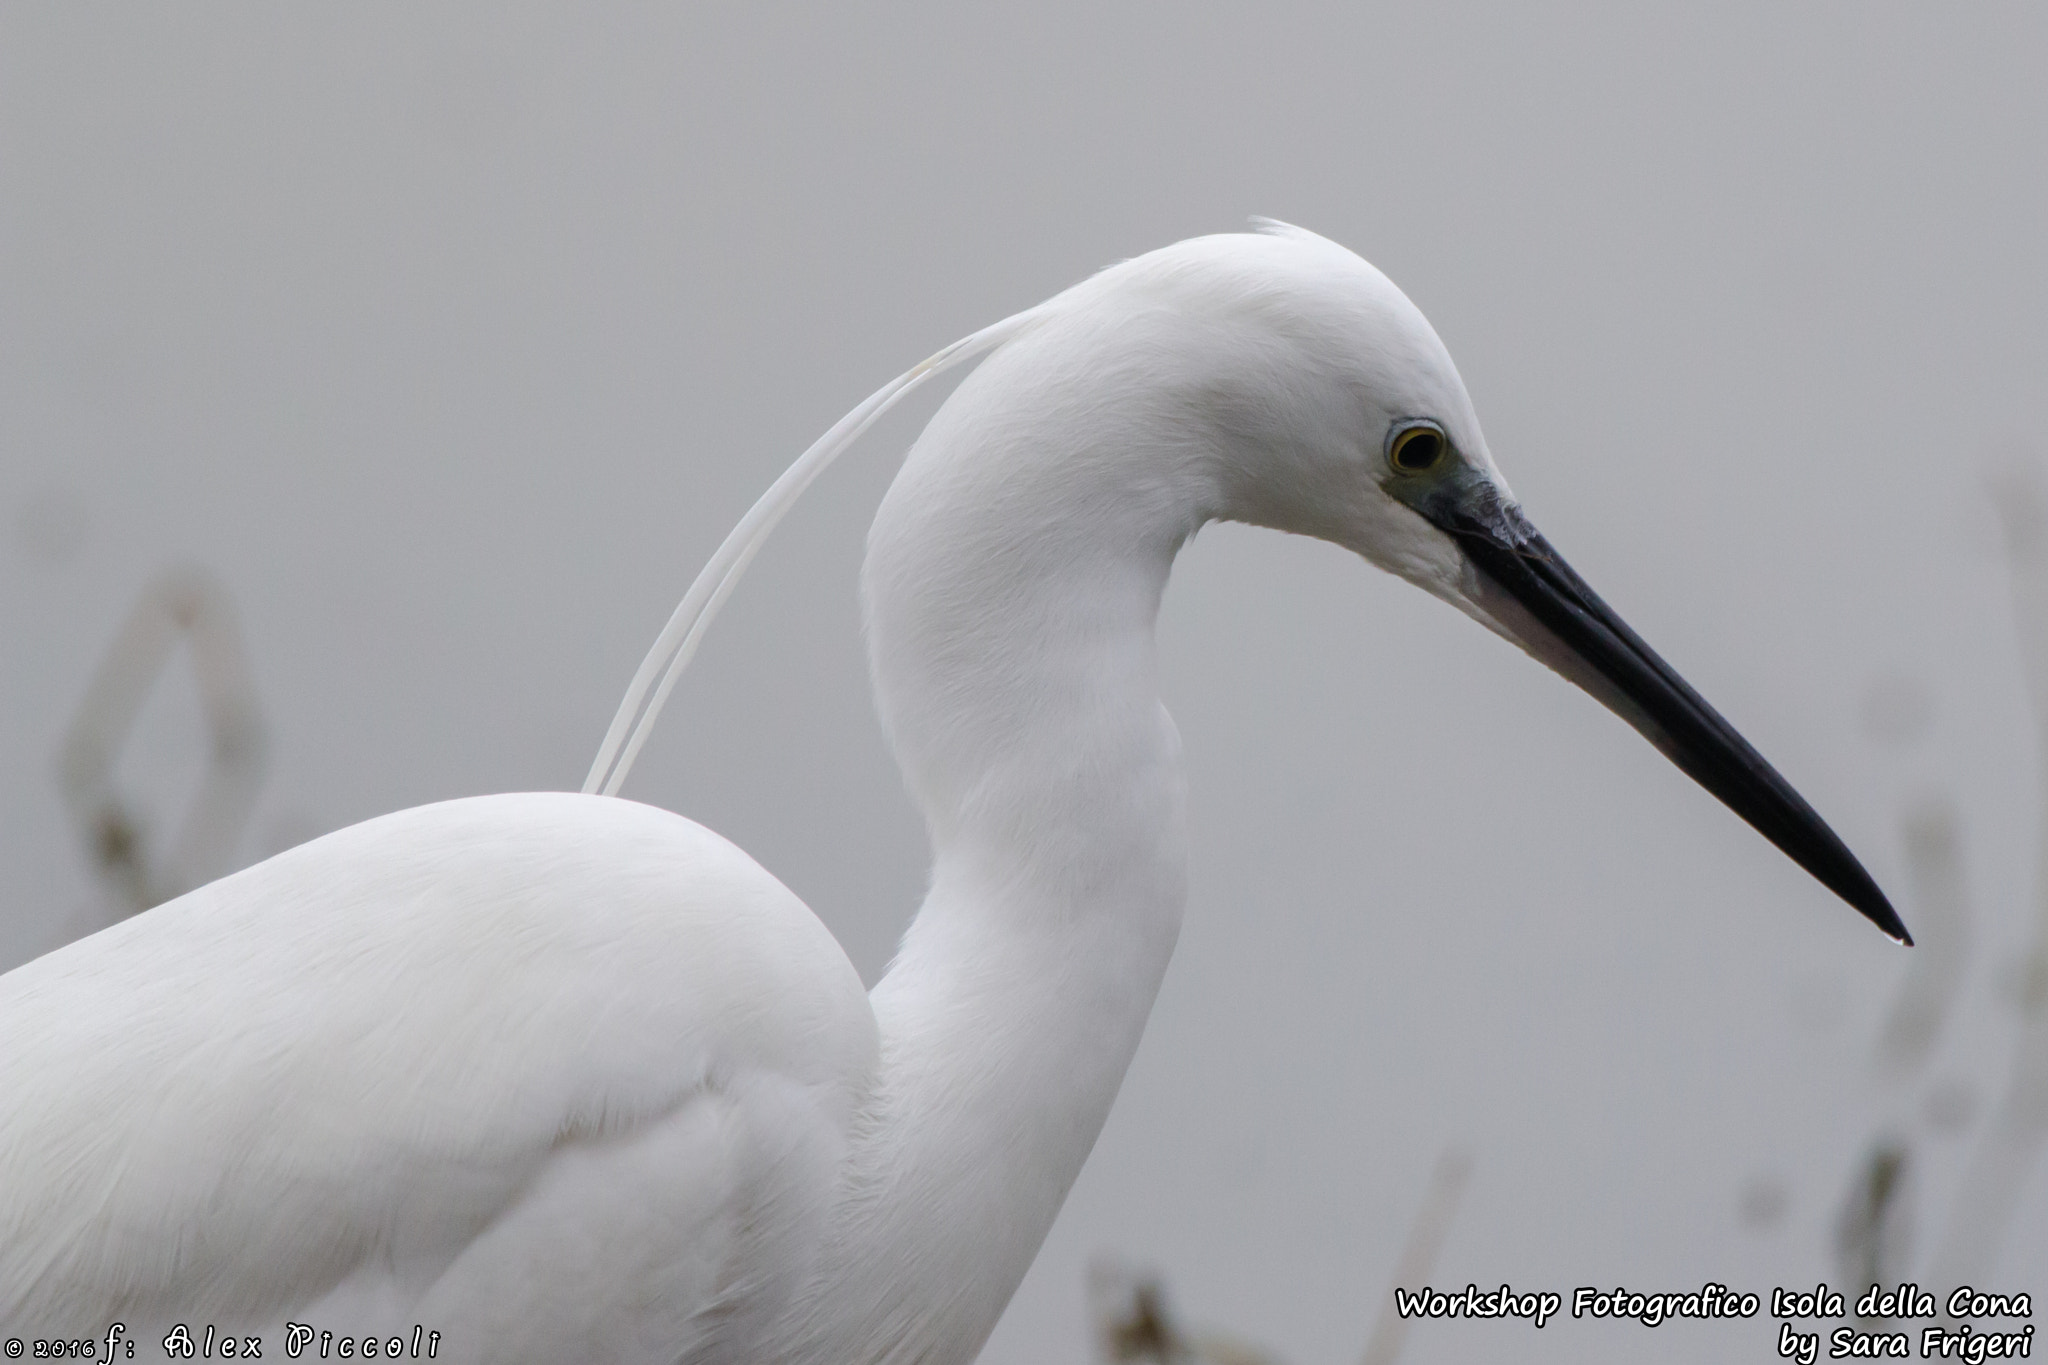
(3, 4, 2045, 1361)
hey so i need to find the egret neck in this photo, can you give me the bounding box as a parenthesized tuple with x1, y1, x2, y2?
(809, 310, 1222, 1361)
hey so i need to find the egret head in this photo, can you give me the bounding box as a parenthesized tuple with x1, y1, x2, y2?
(595, 223, 1907, 945)
(1068, 223, 1910, 943)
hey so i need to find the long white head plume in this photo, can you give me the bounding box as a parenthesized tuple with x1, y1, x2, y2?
(583, 304, 1048, 796)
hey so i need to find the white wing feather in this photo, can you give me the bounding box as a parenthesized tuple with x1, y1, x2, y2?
(0, 793, 877, 1360)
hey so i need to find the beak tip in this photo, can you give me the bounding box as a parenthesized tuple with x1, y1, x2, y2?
(1851, 885, 1913, 946)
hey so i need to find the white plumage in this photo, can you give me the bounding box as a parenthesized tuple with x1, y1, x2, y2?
(0, 224, 1901, 1362)
(5, 796, 873, 1353)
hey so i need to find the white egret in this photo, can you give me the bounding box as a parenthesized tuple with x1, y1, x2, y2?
(0, 224, 1907, 1362)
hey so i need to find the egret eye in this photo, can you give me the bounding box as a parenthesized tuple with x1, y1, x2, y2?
(1388, 424, 1446, 475)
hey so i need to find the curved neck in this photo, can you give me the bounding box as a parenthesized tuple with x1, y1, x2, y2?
(804, 330, 1223, 1363)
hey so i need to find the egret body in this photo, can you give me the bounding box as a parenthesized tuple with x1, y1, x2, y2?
(0, 226, 1904, 1362)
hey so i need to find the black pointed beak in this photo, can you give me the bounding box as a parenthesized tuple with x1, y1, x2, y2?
(1413, 473, 1910, 944)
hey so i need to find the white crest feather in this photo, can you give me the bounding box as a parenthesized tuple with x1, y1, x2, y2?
(583, 305, 1047, 796)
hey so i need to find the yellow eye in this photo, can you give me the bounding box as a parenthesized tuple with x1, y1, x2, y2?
(1388, 424, 1446, 474)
